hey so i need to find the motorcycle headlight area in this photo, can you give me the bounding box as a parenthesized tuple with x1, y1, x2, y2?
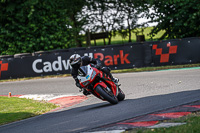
(82, 81, 90, 86)
(91, 71, 96, 80)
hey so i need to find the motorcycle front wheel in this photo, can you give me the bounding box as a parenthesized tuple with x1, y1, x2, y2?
(95, 85, 118, 104)
(117, 88, 125, 101)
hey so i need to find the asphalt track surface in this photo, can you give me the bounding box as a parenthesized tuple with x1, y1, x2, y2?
(0, 68, 200, 133)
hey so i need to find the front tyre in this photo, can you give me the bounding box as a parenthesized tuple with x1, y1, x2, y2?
(95, 85, 118, 104)
(117, 88, 125, 101)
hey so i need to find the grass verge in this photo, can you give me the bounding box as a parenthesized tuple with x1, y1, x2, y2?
(0, 96, 58, 125)
(125, 112, 200, 133)
(81, 27, 165, 47)
(111, 63, 200, 73)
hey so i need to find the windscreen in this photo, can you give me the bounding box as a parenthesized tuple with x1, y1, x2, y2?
(78, 66, 88, 76)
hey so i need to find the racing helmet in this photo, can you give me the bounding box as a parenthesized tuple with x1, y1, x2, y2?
(69, 54, 81, 67)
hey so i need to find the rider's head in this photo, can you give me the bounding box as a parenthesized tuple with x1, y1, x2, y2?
(69, 54, 81, 68)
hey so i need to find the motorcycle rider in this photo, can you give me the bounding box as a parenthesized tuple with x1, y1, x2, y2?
(69, 54, 119, 95)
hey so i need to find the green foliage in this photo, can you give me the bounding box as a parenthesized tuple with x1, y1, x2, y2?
(0, 0, 73, 55)
(147, 0, 200, 39)
(84, 0, 146, 44)
(1, 0, 200, 55)
(62, 0, 87, 47)
(133, 113, 200, 133)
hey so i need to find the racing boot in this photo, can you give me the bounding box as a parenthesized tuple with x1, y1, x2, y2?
(113, 77, 119, 84)
(108, 73, 119, 84)
(83, 89, 91, 96)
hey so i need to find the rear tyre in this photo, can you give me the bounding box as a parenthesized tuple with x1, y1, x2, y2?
(117, 88, 125, 101)
(95, 85, 118, 104)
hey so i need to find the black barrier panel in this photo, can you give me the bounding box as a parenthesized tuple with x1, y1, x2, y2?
(0, 44, 149, 80)
(0, 53, 72, 79)
(0, 37, 200, 80)
(72, 44, 148, 70)
(1, 44, 151, 79)
(151, 39, 180, 66)
(151, 38, 200, 66)
(143, 43, 152, 66)
(174, 38, 200, 64)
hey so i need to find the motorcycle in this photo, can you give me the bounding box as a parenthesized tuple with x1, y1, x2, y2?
(77, 64, 125, 104)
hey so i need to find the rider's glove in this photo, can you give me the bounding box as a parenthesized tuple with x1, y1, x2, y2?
(83, 89, 91, 96)
(96, 63, 102, 69)
(76, 82, 81, 88)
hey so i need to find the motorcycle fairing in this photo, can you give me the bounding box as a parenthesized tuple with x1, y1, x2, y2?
(77, 64, 118, 98)
(77, 65, 93, 83)
(94, 71, 117, 96)
(93, 80, 107, 89)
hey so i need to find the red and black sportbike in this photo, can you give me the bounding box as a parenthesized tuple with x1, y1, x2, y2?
(77, 64, 125, 104)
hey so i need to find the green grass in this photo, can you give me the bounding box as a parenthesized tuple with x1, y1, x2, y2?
(0, 74, 71, 82)
(111, 27, 165, 42)
(111, 63, 200, 73)
(125, 112, 200, 133)
(81, 27, 165, 47)
(0, 96, 58, 125)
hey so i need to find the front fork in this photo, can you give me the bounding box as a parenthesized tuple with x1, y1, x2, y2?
(115, 83, 121, 96)
(107, 82, 121, 96)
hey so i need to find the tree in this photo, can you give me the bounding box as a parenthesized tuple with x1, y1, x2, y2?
(117, 0, 139, 42)
(0, 0, 73, 55)
(83, 0, 124, 45)
(63, 0, 88, 47)
(147, 0, 200, 39)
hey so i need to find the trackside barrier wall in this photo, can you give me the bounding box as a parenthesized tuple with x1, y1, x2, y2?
(0, 37, 200, 80)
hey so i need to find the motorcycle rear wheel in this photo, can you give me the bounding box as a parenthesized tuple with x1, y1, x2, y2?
(95, 85, 118, 104)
